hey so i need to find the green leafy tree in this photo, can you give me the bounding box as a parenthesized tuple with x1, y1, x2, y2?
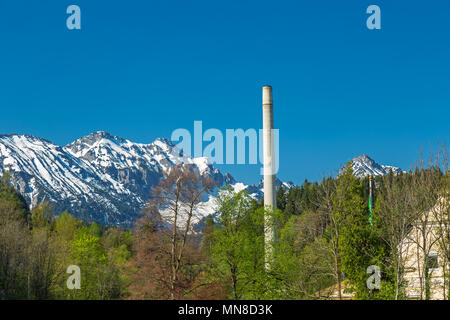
(207, 187, 271, 299)
(274, 215, 334, 299)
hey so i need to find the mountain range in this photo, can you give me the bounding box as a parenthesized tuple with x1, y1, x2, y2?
(0, 132, 402, 228)
(0, 132, 289, 227)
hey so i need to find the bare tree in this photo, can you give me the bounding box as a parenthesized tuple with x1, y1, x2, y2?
(429, 146, 450, 299)
(377, 172, 416, 299)
(316, 176, 344, 299)
(133, 164, 215, 299)
(405, 153, 444, 300)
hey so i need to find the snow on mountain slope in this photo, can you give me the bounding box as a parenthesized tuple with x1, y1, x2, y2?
(344, 154, 404, 177)
(0, 132, 406, 228)
(0, 131, 408, 230)
(0, 134, 143, 225)
(0, 132, 275, 228)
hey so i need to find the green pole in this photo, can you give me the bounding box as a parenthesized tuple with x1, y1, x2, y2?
(369, 175, 373, 226)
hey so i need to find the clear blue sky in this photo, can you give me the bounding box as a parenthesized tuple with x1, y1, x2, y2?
(0, 0, 449, 185)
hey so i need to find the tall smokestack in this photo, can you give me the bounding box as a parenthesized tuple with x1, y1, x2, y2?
(262, 85, 276, 268)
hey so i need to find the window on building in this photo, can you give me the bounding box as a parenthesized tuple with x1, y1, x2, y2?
(427, 253, 439, 270)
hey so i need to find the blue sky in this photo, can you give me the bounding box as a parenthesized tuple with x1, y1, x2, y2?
(0, 0, 449, 185)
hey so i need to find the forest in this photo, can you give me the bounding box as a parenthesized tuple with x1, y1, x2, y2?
(0, 151, 449, 300)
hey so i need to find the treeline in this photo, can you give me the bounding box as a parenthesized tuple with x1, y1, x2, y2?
(0, 172, 132, 299)
(1, 150, 449, 300)
(129, 152, 449, 300)
(128, 165, 382, 299)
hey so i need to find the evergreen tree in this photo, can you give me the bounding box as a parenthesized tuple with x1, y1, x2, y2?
(200, 215, 215, 257)
(276, 186, 287, 212)
(337, 164, 390, 299)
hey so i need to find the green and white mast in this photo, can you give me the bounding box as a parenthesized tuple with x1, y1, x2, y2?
(369, 175, 373, 226)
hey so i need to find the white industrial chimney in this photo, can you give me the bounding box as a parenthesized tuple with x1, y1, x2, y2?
(262, 85, 276, 268)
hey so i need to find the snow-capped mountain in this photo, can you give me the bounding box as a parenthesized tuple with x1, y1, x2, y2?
(0, 132, 404, 228)
(0, 132, 277, 227)
(344, 154, 404, 178)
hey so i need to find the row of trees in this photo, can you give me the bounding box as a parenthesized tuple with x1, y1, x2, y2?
(0, 172, 132, 299)
(130, 150, 449, 300)
(275, 150, 450, 299)
(1, 149, 448, 299)
(375, 151, 450, 299)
